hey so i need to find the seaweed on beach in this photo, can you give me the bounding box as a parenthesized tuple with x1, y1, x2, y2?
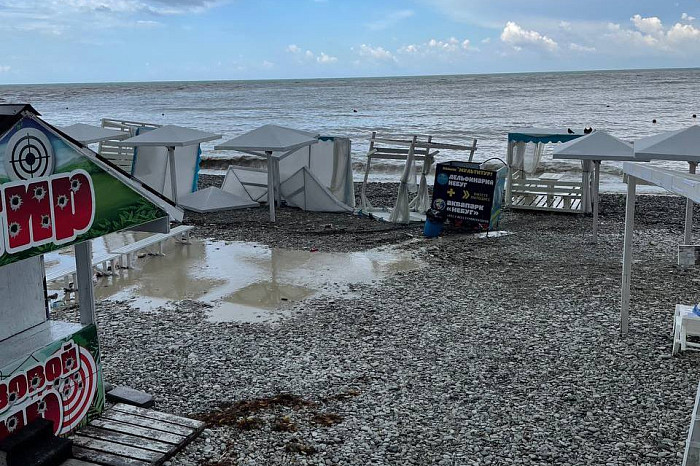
(195, 393, 315, 427)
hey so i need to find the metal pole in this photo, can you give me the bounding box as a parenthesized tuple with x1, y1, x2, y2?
(620, 175, 637, 336)
(75, 241, 96, 326)
(684, 161, 697, 244)
(592, 161, 601, 242)
(505, 141, 513, 207)
(168, 146, 178, 204)
(266, 151, 275, 222)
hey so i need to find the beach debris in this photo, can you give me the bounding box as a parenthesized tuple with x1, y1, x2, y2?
(311, 412, 343, 426)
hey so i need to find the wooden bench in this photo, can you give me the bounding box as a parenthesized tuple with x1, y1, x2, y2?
(111, 225, 194, 269)
(45, 251, 121, 288)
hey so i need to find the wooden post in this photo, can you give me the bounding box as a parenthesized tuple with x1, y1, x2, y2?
(620, 176, 637, 336)
(167, 146, 178, 204)
(592, 160, 601, 242)
(75, 241, 96, 326)
(266, 150, 275, 222)
(685, 161, 697, 245)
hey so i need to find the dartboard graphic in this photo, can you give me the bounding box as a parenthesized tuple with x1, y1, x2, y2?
(58, 347, 97, 434)
(4, 128, 56, 181)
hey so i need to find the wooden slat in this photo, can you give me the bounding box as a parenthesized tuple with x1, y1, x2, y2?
(100, 411, 194, 436)
(72, 446, 150, 466)
(112, 404, 204, 430)
(78, 426, 175, 454)
(89, 419, 186, 445)
(72, 437, 161, 462)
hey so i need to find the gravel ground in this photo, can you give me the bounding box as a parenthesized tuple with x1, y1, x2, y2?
(54, 180, 700, 465)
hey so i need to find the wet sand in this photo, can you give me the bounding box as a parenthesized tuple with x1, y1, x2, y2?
(52, 179, 700, 465)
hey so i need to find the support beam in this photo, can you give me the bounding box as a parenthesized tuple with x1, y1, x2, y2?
(167, 146, 178, 204)
(266, 150, 275, 222)
(685, 161, 697, 245)
(75, 241, 96, 326)
(620, 176, 637, 336)
(592, 161, 601, 242)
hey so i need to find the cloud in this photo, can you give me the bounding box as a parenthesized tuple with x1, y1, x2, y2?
(501, 21, 558, 52)
(630, 14, 664, 37)
(365, 9, 414, 31)
(0, 66, 10, 73)
(569, 43, 596, 53)
(0, 0, 224, 35)
(357, 44, 396, 62)
(398, 37, 473, 56)
(682, 13, 695, 22)
(316, 52, 338, 64)
(603, 15, 700, 52)
(286, 45, 337, 64)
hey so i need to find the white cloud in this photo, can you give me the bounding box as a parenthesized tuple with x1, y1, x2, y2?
(365, 10, 414, 31)
(603, 15, 700, 53)
(682, 13, 695, 22)
(667, 22, 700, 43)
(630, 14, 664, 37)
(357, 44, 396, 62)
(262, 60, 274, 69)
(569, 43, 596, 53)
(0, 66, 10, 73)
(316, 52, 338, 64)
(399, 37, 473, 56)
(287, 45, 337, 65)
(500, 21, 558, 52)
(0, 0, 224, 35)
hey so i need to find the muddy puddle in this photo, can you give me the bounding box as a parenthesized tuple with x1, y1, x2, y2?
(45, 235, 423, 323)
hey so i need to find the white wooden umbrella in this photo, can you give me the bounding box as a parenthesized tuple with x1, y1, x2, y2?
(634, 125, 700, 244)
(215, 124, 319, 222)
(553, 131, 636, 241)
(118, 125, 221, 203)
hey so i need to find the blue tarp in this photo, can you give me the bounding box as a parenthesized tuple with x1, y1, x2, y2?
(508, 128, 583, 144)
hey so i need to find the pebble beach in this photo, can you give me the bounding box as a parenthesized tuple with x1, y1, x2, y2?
(53, 178, 700, 465)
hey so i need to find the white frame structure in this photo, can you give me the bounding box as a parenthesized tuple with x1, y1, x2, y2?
(620, 162, 700, 335)
(506, 128, 590, 213)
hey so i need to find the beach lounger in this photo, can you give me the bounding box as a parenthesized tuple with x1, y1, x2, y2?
(673, 304, 700, 355)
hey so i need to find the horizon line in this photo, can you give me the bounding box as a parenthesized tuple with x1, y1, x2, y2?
(1, 66, 698, 87)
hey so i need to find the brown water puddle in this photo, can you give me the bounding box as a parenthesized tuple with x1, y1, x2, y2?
(46, 236, 423, 323)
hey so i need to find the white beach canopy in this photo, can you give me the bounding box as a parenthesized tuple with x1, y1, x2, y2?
(280, 167, 353, 213)
(178, 186, 259, 213)
(553, 131, 636, 241)
(118, 125, 221, 203)
(60, 123, 128, 144)
(620, 162, 700, 335)
(634, 125, 700, 244)
(215, 124, 319, 222)
(389, 136, 417, 223)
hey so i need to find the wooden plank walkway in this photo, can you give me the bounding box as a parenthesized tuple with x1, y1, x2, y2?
(70, 403, 205, 466)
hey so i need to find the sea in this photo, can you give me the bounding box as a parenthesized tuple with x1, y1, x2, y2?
(1, 68, 699, 192)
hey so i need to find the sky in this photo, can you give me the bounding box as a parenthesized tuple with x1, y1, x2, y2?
(0, 0, 699, 84)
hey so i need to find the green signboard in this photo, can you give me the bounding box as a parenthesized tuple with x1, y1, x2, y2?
(0, 116, 167, 266)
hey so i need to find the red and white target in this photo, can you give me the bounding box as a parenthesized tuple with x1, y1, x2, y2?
(4, 128, 55, 181)
(58, 347, 97, 434)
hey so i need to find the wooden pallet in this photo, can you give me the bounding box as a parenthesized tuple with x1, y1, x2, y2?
(71, 404, 205, 466)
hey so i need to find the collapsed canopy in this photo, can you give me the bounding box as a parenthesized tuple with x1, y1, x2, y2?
(178, 186, 259, 213)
